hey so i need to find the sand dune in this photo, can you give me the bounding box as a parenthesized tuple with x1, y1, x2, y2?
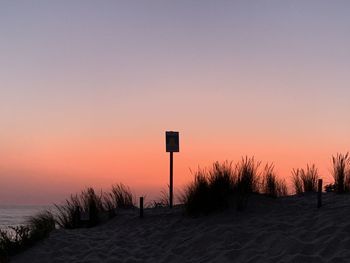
(12, 193, 350, 263)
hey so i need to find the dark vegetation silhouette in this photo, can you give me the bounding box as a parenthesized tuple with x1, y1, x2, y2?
(262, 164, 287, 198)
(0, 211, 55, 261)
(103, 184, 135, 218)
(332, 152, 350, 193)
(55, 187, 104, 228)
(181, 168, 211, 215)
(181, 157, 285, 215)
(292, 164, 319, 194)
(1, 184, 135, 261)
(55, 184, 135, 229)
(151, 188, 170, 208)
(235, 157, 260, 210)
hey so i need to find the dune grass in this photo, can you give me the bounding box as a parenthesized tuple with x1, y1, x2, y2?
(55, 188, 104, 228)
(292, 164, 319, 194)
(182, 168, 211, 215)
(55, 187, 106, 228)
(332, 152, 350, 193)
(262, 164, 288, 198)
(1, 184, 134, 261)
(26, 211, 56, 242)
(292, 169, 303, 195)
(182, 157, 274, 215)
(301, 164, 319, 192)
(208, 161, 236, 210)
(55, 185, 135, 229)
(235, 157, 260, 210)
(110, 184, 135, 209)
(0, 210, 55, 261)
(103, 184, 135, 218)
(54, 188, 105, 229)
(149, 188, 170, 208)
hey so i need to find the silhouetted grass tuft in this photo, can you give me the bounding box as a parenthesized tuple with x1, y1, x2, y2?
(55, 187, 105, 228)
(182, 168, 211, 215)
(183, 158, 267, 215)
(55, 184, 134, 229)
(292, 169, 303, 195)
(153, 188, 171, 208)
(235, 157, 260, 210)
(27, 210, 56, 242)
(0, 210, 55, 261)
(292, 164, 319, 194)
(332, 152, 350, 193)
(81, 188, 104, 226)
(55, 194, 80, 229)
(301, 164, 319, 192)
(103, 192, 116, 219)
(110, 184, 135, 209)
(208, 161, 236, 210)
(262, 164, 287, 198)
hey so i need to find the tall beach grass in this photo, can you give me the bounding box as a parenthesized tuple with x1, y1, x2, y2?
(332, 152, 350, 193)
(55, 184, 135, 229)
(235, 157, 260, 210)
(181, 168, 211, 215)
(55, 187, 104, 228)
(292, 164, 319, 194)
(182, 157, 282, 215)
(262, 164, 287, 198)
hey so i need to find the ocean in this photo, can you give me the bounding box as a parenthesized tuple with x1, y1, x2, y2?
(0, 205, 52, 230)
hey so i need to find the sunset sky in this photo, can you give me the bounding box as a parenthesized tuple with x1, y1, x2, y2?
(1, 1, 350, 205)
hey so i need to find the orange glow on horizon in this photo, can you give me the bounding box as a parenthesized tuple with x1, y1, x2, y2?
(1, 131, 347, 204)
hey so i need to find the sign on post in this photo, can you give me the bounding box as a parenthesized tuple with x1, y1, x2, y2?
(166, 131, 179, 152)
(165, 131, 179, 208)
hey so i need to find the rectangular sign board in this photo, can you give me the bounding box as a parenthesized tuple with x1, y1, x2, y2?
(166, 131, 179, 152)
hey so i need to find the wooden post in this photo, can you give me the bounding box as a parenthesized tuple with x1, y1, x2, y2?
(165, 131, 179, 209)
(140, 197, 144, 218)
(318, 179, 323, 208)
(74, 206, 80, 227)
(170, 151, 173, 208)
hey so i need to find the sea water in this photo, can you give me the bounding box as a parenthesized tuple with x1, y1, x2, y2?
(0, 205, 51, 230)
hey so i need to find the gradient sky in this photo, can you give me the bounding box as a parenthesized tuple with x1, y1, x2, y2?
(1, 1, 350, 205)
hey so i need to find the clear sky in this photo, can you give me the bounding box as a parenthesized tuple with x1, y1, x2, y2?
(1, 1, 350, 205)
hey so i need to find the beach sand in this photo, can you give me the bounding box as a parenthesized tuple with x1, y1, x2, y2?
(12, 193, 350, 263)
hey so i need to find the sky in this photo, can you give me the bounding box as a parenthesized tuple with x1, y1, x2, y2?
(1, 1, 350, 205)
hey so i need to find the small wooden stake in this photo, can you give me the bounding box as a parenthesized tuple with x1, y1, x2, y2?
(74, 206, 80, 227)
(317, 179, 323, 208)
(140, 197, 144, 218)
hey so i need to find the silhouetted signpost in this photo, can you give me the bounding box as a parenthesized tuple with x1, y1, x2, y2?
(166, 131, 179, 208)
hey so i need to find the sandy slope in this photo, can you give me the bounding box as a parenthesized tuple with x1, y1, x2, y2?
(12, 193, 350, 263)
